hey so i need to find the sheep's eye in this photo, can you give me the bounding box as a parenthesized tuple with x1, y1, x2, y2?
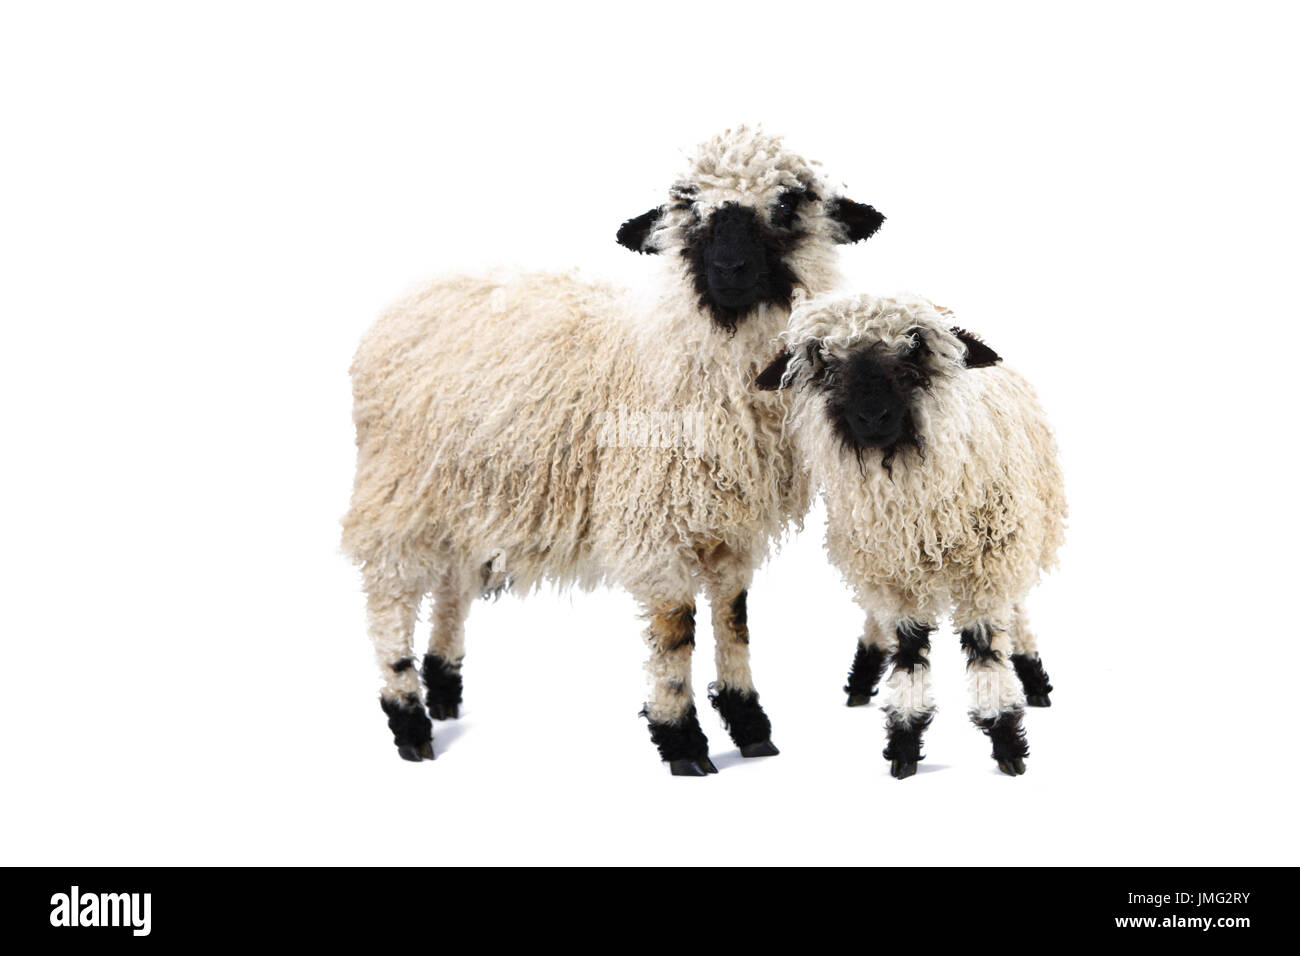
(773, 190, 802, 226)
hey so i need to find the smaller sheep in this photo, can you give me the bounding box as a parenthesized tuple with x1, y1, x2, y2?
(758, 293, 1065, 778)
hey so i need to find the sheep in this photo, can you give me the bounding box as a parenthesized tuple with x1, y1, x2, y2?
(757, 292, 1065, 778)
(341, 127, 886, 774)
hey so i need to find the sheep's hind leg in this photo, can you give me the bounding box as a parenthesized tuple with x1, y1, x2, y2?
(959, 615, 1030, 776)
(642, 600, 715, 776)
(1009, 604, 1054, 707)
(423, 564, 478, 721)
(881, 619, 937, 780)
(704, 583, 778, 758)
(364, 570, 435, 762)
(844, 611, 891, 707)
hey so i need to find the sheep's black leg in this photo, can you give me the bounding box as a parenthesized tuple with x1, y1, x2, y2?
(883, 710, 933, 780)
(960, 620, 1029, 776)
(642, 601, 715, 776)
(364, 573, 435, 762)
(381, 689, 435, 762)
(424, 566, 473, 720)
(845, 614, 890, 706)
(710, 687, 778, 757)
(422, 654, 463, 721)
(646, 705, 713, 776)
(1012, 654, 1054, 708)
(974, 710, 1029, 777)
(1010, 604, 1053, 707)
(705, 588, 778, 757)
(845, 643, 887, 706)
(881, 620, 936, 780)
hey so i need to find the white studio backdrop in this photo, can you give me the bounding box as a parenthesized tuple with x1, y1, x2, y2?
(1, 1, 1297, 865)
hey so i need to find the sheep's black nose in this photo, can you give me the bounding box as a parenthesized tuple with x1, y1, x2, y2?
(840, 401, 903, 449)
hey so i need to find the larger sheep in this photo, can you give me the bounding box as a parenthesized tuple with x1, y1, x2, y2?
(757, 292, 1065, 778)
(342, 128, 885, 774)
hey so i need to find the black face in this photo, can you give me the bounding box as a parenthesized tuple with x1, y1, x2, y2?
(702, 205, 768, 309)
(757, 326, 999, 474)
(829, 351, 910, 448)
(824, 337, 931, 469)
(615, 184, 885, 334)
(682, 189, 808, 333)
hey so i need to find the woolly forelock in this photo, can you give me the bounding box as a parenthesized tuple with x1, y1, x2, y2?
(779, 293, 1067, 623)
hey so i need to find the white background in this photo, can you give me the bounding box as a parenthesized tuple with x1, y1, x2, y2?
(2, 1, 1297, 866)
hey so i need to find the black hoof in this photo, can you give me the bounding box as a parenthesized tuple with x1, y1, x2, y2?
(976, 709, 1029, 776)
(890, 758, 918, 780)
(669, 758, 713, 776)
(422, 653, 464, 722)
(1011, 654, 1053, 703)
(740, 739, 779, 758)
(883, 710, 932, 780)
(709, 687, 774, 754)
(845, 642, 888, 706)
(646, 705, 711, 770)
(397, 741, 435, 762)
(428, 702, 460, 720)
(382, 694, 434, 760)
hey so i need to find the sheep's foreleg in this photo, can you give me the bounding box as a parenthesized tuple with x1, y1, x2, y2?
(844, 611, 891, 707)
(705, 586, 779, 758)
(1008, 603, 1054, 707)
(642, 600, 714, 776)
(881, 619, 936, 779)
(959, 616, 1030, 776)
(365, 570, 435, 762)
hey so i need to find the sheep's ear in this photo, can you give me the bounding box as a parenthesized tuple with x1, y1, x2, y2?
(951, 327, 1002, 368)
(827, 198, 885, 244)
(616, 207, 664, 254)
(756, 351, 793, 390)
